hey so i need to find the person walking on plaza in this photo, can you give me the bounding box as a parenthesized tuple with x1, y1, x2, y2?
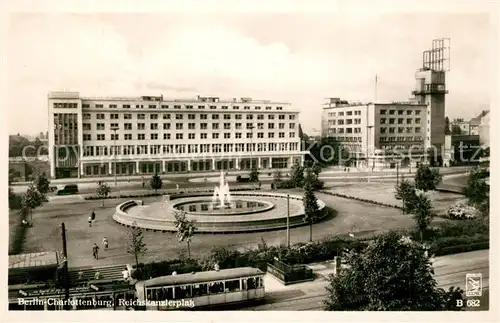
(91, 210, 96, 222)
(88, 215, 93, 227)
(102, 236, 108, 250)
(93, 243, 100, 260)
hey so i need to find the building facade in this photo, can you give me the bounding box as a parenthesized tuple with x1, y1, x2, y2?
(48, 92, 306, 179)
(478, 110, 489, 146)
(321, 98, 428, 169)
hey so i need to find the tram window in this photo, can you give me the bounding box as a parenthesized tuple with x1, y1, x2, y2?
(192, 283, 208, 297)
(225, 279, 241, 292)
(256, 277, 263, 288)
(208, 281, 224, 294)
(174, 285, 192, 299)
(157, 287, 173, 300)
(147, 288, 160, 301)
(242, 279, 248, 290)
(247, 277, 256, 289)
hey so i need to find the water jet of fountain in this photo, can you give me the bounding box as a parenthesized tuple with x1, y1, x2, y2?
(212, 171, 232, 208)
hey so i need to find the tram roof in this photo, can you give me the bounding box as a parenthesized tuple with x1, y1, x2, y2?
(143, 267, 264, 287)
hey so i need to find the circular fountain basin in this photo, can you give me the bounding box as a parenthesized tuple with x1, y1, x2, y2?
(113, 191, 327, 233)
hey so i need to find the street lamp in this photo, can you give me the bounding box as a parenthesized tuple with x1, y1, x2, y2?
(366, 125, 374, 182)
(111, 126, 119, 187)
(286, 194, 290, 248)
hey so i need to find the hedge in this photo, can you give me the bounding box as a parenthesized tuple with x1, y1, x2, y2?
(9, 209, 28, 255)
(319, 190, 402, 209)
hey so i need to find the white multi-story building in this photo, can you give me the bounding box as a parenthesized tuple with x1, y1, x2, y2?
(321, 66, 448, 168)
(321, 98, 428, 168)
(48, 92, 306, 179)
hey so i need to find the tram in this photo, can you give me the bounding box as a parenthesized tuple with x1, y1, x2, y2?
(135, 267, 265, 310)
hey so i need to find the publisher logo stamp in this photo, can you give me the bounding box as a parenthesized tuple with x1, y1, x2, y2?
(466, 273, 482, 297)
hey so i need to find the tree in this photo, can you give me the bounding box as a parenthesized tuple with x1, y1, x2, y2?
(96, 182, 111, 207)
(9, 188, 23, 210)
(150, 173, 163, 195)
(462, 168, 489, 214)
(289, 164, 305, 187)
(21, 183, 44, 221)
(126, 222, 148, 268)
(174, 210, 197, 258)
(444, 116, 451, 135)
(451, 124, 462, 135)
(249, 166, 259, 182)
(414, 164, 442, 191)
(34, 172, 50, 197)
(394, 179, 418, 214)
(411, 191, 435, 242)
(303, 168, 320, 242)
(324, 231, 464, 311)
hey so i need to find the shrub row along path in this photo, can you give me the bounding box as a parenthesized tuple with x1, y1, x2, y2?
(20, 185, 454, 268)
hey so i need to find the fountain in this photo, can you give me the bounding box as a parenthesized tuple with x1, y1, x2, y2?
(115, 170, 327, 233)
(212, 171, 233, 208)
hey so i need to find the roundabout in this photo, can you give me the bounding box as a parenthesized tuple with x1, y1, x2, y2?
(113, 172, 327, 233)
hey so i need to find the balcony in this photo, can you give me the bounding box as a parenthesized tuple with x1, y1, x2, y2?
(412, 83, 448, 95)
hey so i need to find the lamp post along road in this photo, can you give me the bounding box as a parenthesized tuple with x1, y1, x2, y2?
(111, 126, 119, 187)
(286, 194, 290, 248)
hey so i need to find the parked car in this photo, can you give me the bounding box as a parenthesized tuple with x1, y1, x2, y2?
(236, 175, 252, 183)
(57, 184, 79, 195)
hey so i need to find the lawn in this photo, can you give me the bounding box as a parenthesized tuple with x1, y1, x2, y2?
(321, 182, 464, 216)
(16, 188, 428, 268)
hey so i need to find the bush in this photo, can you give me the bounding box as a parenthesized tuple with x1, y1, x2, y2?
(447, 201, 479, 220)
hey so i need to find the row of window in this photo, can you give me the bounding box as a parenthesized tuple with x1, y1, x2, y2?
(380, 144, 424, 150)
(380, 127, 421, 134)
(82, 113, 295, 120)
(83, 142, 300, 156)
(327, 110, 363, 117)
(84, 132, 296, 141)
(82, 122, 296, 131)
(380, 136, 423, 142)
(328, 118, 362, 125)
(380, 118, 421, 125)
(145, 276, 264, 301)
(327, 128, 363, 134)
(380, 109, 422, 115)
(80, 103, 285, 111)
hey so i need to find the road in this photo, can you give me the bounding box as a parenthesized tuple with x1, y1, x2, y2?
(244, 249, 489, 311)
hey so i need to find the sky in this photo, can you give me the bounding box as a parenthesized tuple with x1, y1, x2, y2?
(5, 8, 496, 136)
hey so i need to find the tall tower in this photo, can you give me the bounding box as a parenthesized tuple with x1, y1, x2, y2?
(412, 38, 451, 165)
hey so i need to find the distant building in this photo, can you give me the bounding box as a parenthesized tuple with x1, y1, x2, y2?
(478, 110, 490, 146)
(321, 65, 448, 168)
(321, 98, 428, 169)
(450, 110, 489, 136)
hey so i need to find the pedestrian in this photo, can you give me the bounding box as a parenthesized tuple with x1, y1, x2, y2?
(176, 184, 179, 191)
(91, 210, 96, 221)
(94, 270, 100, 280)
(88, 215, 92, 227)
(102, 236, 108, 250)
(93, 243, 100, 260)
(78, 271, 84, 280)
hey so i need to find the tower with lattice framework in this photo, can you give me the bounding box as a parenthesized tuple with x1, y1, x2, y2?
(412, 38, 451, 165)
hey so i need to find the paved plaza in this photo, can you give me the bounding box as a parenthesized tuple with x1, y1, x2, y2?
(15, 186, 433, 268)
